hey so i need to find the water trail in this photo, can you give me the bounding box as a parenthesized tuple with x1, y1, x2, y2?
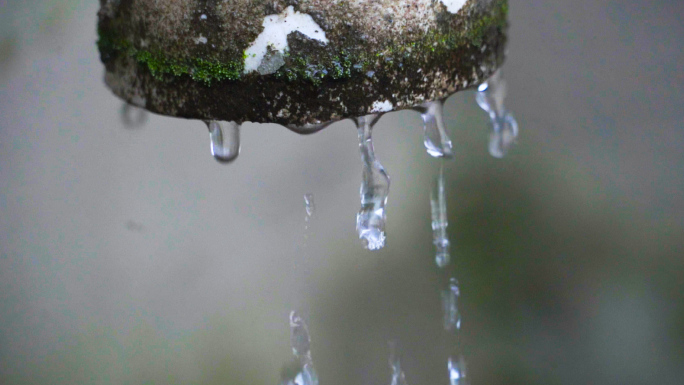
(120, 103, 149, 129)
(303, 193, 315, 243)
(418, 100, 453, 158)
(281, 311, 318, 385)
(476, 69, 519, 158)
(206, 120, 240, 163)
(447, 355, 468, 385)
(388, 341, 409, 385)
(442, 277, 462, 332)
(431, 164, 451, 267)
(355, 114, 390, 250)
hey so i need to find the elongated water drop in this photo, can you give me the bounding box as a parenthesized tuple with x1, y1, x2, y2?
(442, 278, 462, 332)
(431, 164, 451, 267)
(206, 120, 240, 163)
(120, 103, 148, 129)
(388, 341, 409, 385)
(281, 311, 318, 385)
(419, 100, 453, 158)
(476, 70, 519, 158)
(448, 355, 468, 385)
(355, 114, 390, 251)
(304, 194, 315, 217)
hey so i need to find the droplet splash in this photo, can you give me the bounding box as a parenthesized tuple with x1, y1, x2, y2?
(448, 355, 468, 385)
(281, 311, 318, 385)
(355, 114, 390, 251)
(442, 278, 462, 332)
(476, 69, 519, 158)
(431, 164, 451, 268)
(206, 120, 240, 163)
(120, 103, 149, 129)
(416, 100, 453, 158)
(388, 341, 409, 385)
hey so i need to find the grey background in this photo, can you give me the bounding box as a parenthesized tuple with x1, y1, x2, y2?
(1, 1, 683, 384)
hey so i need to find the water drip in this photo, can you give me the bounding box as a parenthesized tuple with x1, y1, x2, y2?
(476, 69, 519, 158)
(447, 355, 468, 385)
(431, 164, 451, 267)
(206, 120, 240, 163)
(442, 278, 462, 332)
(281, 311, 318, 385)
(354, 114, 390, 251)
(286, 122, 333, 135)
(120, 103, 148, 129)
(388, 341, 409, 385)
(416, 100, 453, 158)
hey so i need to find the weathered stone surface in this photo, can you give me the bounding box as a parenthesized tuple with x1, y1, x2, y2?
(98, 0, 509, 125)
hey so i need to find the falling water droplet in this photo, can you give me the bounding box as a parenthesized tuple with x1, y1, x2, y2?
(417, 100, 453, 158)
(304, 194, 315, 217)
(120, 103, 149, 129)
(447, 355, 468, 385)
(284, 311, 318, 385)
(476, 69, 519, 158)
(388, 341, 409, 385)
(354, 114, 390, 251)
(442, 278, 462, 332)
(431, 164, 451, 267)
(206, 120, 240, 163)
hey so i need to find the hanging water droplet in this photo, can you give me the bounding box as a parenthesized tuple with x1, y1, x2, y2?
(448, 355, 468, 385)
(120, 103, 149, 129)
(442, 277, 462, 332)
(431, 164, 451, 268)
(417, 100, 453, 158)
(354, 114, 390, 251)
(206, 120, 240, 163)
(285, 121, 333, 135)
(476, 69, 519, 158)
(388, 341, 409, 385)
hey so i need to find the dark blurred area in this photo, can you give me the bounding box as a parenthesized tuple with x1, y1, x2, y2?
(1, 1, 683, 385)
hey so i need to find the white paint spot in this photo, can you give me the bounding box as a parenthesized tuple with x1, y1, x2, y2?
(371, 100, 393, 113)
(440, 0, 467, 14)
(243, 6, 328, 74)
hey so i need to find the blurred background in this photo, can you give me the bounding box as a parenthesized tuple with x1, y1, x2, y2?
(1, 0, 683, 384)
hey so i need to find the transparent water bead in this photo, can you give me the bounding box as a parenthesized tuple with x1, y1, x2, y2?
(388, 342, 409, 385)
(448, 355, 468, 385)
(290, 311, 312, 360)
(354, 114, 390, 251)
(120, 103, 149, 129)
(476, 69, 519, 158)
(442, 278, 462, 332)
(281, 311, 318, 385)
(206, 120, 240, 163)
(431, 164, 451, 268)
(304, 194, 315, 217)
(415, 99, 453, 158)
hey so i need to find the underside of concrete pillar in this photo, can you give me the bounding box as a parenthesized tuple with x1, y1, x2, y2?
(98, 0, 509, 126)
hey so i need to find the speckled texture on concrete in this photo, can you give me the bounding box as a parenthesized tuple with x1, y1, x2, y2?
(98, 0, 509, 125)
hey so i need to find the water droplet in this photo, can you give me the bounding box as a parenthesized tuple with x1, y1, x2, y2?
(354, 114, 390, 251)
(290, 311, 312, 360)
(417, 100, 453, 158)
(304, 194, 315, 217)
(442, 278, 461, 332)
(282, 311, 318, 385)
(285, 121, 332, 135)
(448, 355, 468, 385)
(476, 69, 519, 158)
(388, 341, 409, 385)
(431, 164, 450, 268)
(120, 103, 148, 129)
(206, 120, 240, 163)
